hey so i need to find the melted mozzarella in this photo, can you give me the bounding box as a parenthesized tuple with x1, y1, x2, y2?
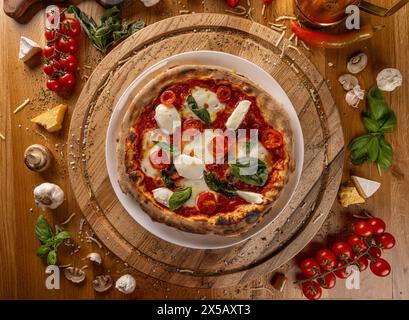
(174, 154, 204, 180)
(236, 141, 269, 162)
(226, 100, 251, 130)
(154, 104, 181, 134)
(152, 188, 173, 207)
(182, 131, 220, 164)
(183, 87, 225, 122)
(140, 145, 160, 178)
(181, 178, 212, 207)
(236, 190, 264, 204)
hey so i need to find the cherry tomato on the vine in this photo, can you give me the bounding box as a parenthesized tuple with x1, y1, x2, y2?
(370, 258, 391, 277)
(61, 18, 81, 37)
(368, 247, 382, 259)
(58, 72, 76, 88)
(334, 261, 351, 279)
(332, 242, 353, 261)
(44, 29, 59, 41)
(42, 44, 58, 59)
(355, 256, 369, 271)
(354, 221, 373, 237)
(226, 0, 240, 8)
(263, 0, 273, 4)
(59, 54, 78, 72)
(300, 258, 321, 278)
(375, 233, 396, 250)
(367, 218, 386, 235)
(46, 79, 61, 91)
(58, 36, 78, 54)
(315, 248, 337, 271)
(347, 234, 368, 254)
(302, 281, 322, 300)
(43, 59, 61, 76)
(317, 272, 336, 289)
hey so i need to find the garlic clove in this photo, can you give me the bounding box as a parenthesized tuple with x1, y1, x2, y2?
(338, 74, 359, 91)
(33, 182, 64, 210)
(345, 85, 365, 109)
(347, 53, 368, 74)
(24, 144, 53, 172)
(140, 0, 161, 7)
(376, 68, 403, 92)
(115, 274, 136, 294)
(86, 252, 102, 265)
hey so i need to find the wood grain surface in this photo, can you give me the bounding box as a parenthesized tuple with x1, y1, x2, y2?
(1, 0, 408, 299)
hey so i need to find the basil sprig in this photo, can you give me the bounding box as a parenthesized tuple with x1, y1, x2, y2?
(229, 157, 269, 186)
(35, 215, 71, 265)
(169, 187, 192, 211)
(68, 6, 144, 54)
(348, 86, 396, 171)
(204, 172, 238, 197)
(187, 95, 211, 125)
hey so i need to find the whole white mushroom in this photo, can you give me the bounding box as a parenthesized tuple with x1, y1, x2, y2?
(376, 68, 403, 92)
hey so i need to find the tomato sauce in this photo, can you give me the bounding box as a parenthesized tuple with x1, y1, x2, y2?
(126, 78, 287, 217)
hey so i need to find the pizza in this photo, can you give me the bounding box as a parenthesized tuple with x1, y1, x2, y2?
(117, 65, 294, 236)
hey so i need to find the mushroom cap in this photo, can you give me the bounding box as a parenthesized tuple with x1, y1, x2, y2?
(24, 144, 53, 172)
(347, 53, 368, 74)
(338, 74, 359, 91)
(93, 275, 113, 292)
(64, 267, 86, 283)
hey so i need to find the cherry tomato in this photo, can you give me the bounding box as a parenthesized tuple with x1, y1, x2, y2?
(58, 36, 78, 53)
(370, 258, 391, 277)
(332, 242, 353, 261)
(368, 247, 382, 259)
(46, 7, 65, 26)
(263, 0, 273, 4)
(197, 192, 217, 215)
(46, 79, 61, 92)
(367, 217, 386, 235)
(300, 258, 321, 278)
(353, 221, 373, 237)
(44, 29, 58, 41)
(226, 0, 240, 8)
(261, 128, 284, 150)
(149, 148, 170, 170)
(160, 90, 177, 107)
(355, 256, 369, 271)
(334, 261, 351, 279)
(182, 118, 204, 133)
(59, 54, 78, 72)
(317, 272, 336, 289)
(210, 135, 228, 159)
(58, 72, 76, 88)
(375, 233, 396, 250)
(347, 234, 368, 254)
(216, 86, 231, 102)
(42, 44, 58, 59)
(302, 281, 322, 300)
(315, 248, 337, 271)
(43, 59, 61, 76)
(61, 18, 81, 37)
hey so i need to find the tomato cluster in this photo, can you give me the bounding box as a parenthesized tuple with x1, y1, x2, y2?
(43, 7, 81, 92)
(299, 217, 395, 300)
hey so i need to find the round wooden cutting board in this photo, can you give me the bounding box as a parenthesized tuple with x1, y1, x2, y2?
(67, 13, 344, 288)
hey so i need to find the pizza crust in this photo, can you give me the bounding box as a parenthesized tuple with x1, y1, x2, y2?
(117, 65, 294, 236)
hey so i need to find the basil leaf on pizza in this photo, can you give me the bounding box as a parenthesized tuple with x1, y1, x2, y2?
(153, 141, 180, 157)
(169, 187, 192, 211)
(204, 172, 237, 197)
(186, 95, 211, 125)
(229, 157, 268, 187)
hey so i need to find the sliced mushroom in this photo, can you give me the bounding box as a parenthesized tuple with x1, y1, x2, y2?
(64, 267, 86, 283)
(345, 85, 365, 108)
(86, 252, 102, 265)
(347, 53, 368, 74)
(24, 144, 53, 172)
(93, 275, 113, 292)
(338, 74, 359, 91)
(376, 68, 403, 92)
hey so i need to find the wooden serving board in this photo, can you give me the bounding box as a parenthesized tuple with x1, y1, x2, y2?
(67, 13, 344, 288)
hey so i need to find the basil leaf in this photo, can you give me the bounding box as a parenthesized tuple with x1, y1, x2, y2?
(366, 136, 380, 163)
(377, 138, 393, 169)
(35, 215, 53, 244)
(161, 166, 176, 189)
(363, 116, 380, 132)
(187, 95, 211, 125)
(113, 20, 145, 42)
(47, 250, 57, 266)
(37, 245, 50, 257)
(229, 157, 269, 186)
(379, 111, 397, 132)
(204, 172, 237, 197)
(169, 187, 192, 211)
(348, 134, 371, 152)
(368, 86, 390, 122)
(54, 231, 71, 245)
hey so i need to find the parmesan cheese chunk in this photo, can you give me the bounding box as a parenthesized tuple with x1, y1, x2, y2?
(352, 176, 381, 199)
(236, 190, 264, 204)
(152, 188, 174, 207)
(338, 186, 365, 207)
(31, 104, 67, 132)
(226, 100, 251, 130)
(154, 104, 181, 134)
(174, 154, 205, 180)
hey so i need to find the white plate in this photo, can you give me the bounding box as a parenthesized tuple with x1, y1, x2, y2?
(106, 51, 304, 249)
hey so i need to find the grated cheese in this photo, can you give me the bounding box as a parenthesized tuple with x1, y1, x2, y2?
(13, 98, 30, 114)
(60, 213, 76, 226)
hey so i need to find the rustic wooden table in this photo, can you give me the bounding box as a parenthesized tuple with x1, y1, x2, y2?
(1, 0, 408, 300)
